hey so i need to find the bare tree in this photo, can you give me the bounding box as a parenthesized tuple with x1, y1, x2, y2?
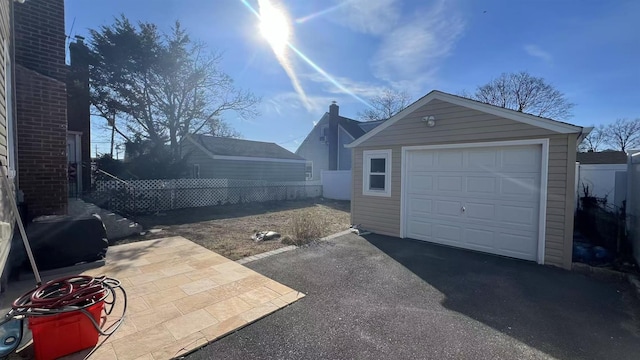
(579, 125, 609, 152)
(88, 17, 258, 161)
(467, 72, 574, 120)
(606, 118, 640, 152)
(206, 118, 242, 138)
(358, 89, 411, 122)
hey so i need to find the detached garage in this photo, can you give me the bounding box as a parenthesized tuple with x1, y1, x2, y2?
(347, 91, 589, 269)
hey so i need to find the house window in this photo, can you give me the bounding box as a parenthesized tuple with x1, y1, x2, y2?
(363, 149, 391, 197)
(305, 161, 313, 181)
(192, 164, 200, 179)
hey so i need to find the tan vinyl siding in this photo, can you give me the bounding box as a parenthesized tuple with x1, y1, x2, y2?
(352, 99, 577, 269)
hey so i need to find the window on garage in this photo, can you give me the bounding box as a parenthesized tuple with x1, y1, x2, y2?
(363, 149, 391, 196)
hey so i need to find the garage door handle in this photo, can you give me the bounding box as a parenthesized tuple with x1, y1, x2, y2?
(461, 206, 466, 213)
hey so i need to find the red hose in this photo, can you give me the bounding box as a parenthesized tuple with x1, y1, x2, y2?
(13, 275, 108, 311)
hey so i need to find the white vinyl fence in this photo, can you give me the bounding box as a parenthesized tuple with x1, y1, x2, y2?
(628, 152, 640, 265)
(575, 164, 627, 209)
(321, 170, 351, 200)
(90, 178, 322, 214)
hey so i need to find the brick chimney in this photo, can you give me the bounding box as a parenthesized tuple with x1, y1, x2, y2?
(328, 101, 339, 170)
(14, 0, 67, 83)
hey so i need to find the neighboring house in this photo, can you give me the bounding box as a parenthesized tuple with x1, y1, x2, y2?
(295, 102, 383, 181)
(347, 90, 589, 270)
(15, 0, 82, 216)
(0, 0, 89, 281)
(576, 151, 628, 164)
(67, 37, 92, 196)
(183, 135, 306, 181)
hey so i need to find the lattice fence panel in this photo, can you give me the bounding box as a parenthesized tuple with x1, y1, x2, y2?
(91, 179, 322, 214)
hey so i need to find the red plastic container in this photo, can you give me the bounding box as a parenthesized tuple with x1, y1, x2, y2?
(28, 301, 104, 360)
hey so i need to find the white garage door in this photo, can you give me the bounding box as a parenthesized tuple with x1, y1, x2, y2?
(405, 144, 542, 261)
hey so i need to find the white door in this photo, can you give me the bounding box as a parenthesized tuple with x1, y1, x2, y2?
(405, 144, 542, 261)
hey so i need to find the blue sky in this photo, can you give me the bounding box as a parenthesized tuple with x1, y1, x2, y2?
(64, 0, 639, 156)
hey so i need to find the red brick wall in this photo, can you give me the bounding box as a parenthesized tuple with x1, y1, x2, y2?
(14, 0, 67, 83)
(16, 65, 68, 217)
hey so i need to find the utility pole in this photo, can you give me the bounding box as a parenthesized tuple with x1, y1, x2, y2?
(95, 144, 98, 158)
(109, 113, 116, 157)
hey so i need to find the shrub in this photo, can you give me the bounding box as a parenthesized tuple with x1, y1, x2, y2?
(283, 212, 324, 246)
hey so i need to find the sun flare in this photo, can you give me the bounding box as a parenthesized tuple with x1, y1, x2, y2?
(258, 0, 291, 56)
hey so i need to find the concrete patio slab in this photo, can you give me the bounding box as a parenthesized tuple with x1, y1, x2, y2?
(2, 236, 304, 360)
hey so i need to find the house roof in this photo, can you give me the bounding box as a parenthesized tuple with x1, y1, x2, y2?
(188, 134, 304, 161)
(346, 90, 586, 148)
(339, 116, 366, 139)
(576, 151, 628, 164)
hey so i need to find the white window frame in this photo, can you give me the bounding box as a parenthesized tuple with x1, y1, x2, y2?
(363, 149, 391, 197)
(305, 161, 313, 181)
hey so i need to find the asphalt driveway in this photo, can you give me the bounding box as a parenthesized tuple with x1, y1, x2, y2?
(187, 233, 640, 360)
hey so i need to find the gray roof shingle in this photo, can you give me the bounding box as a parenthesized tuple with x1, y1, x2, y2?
(576, 151, 628, 164)
(191, 135, 304, 160)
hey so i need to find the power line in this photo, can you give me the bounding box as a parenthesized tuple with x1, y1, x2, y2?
(277, 134, 306, 145)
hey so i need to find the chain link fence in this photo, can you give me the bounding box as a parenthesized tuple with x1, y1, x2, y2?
(85, 178, 322, 215)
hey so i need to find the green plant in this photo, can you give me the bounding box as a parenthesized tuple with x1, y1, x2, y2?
(283, 213, 325, 246)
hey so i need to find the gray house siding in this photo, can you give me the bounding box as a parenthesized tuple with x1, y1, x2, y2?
(295, 114, 329, 181)
(183, 142, 305, 182)
(337, 126, 353, 170)
(351, 99, 578, 269)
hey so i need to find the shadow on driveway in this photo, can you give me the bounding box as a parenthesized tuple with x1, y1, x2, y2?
(363, 233, 640, 359)
(187, 233, 640, 360)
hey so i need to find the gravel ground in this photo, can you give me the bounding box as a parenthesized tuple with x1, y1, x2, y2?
(115, 199, 350, 260)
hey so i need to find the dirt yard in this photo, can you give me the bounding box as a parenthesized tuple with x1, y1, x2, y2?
(116, 199, 351, 260)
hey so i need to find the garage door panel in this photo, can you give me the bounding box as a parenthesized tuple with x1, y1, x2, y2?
(408, 174, 433, 193)
(437, 176, 462, 191)
(405, 144, 541, 262)
(464, 228, 495, 249)
(495, 232, 537, 260)
(466, 176, 497, 194)
(435, 200, 463, 217)
(500, 177, 538, 199)
(410, 152, 434, 171)
(407, 220, 432, 238)
(467, 150, 498, 170)
(433, 223, 462, 243)
(499, 205, 536, 226)
(465, 202, 495, 220)
(409, 198, 432, 214)
(437, 150, 463, 169)
(502, 147, 541, 168)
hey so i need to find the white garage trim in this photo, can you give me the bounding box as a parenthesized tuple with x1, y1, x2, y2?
(400, 139, 549, 264)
